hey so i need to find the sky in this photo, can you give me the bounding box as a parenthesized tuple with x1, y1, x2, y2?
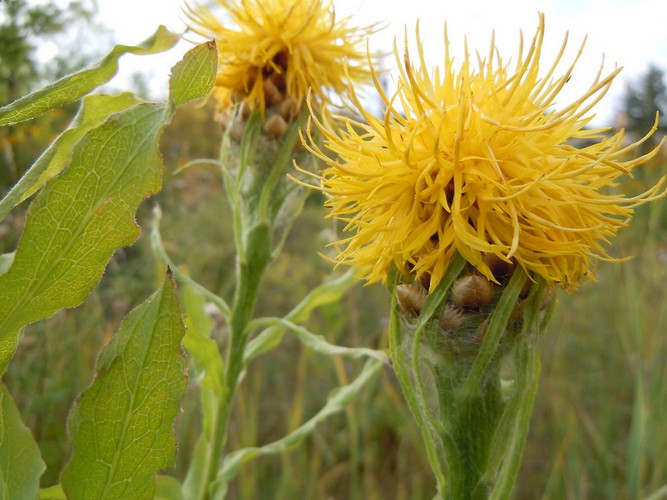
(95, 0, 667, 127)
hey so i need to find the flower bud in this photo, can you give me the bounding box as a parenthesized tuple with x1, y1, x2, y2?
(439, 304, 463, 332)
(280, 97, 301, 120)
(451, 275, 495, 308)
(264, 114, 288, 137)
(396, 284, 426, 315)
(263, 78, 283, 106)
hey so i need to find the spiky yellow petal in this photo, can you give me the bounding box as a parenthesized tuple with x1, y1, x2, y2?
(308, 14, 666, 291)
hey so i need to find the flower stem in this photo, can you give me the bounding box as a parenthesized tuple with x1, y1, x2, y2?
(435, 361, 503, 499)
(205, 222, 272, 497)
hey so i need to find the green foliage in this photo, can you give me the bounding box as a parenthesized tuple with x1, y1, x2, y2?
(0, 26, 218, 497)
(0, 102, 167, 373)
(0, 384, 46, 499)
(0, 92, 141, 220)
(0, 26, 179, 126)
(61, 275, 187, 500)
(169, 41, 217, 108)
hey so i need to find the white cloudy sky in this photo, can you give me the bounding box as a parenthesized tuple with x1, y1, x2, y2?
(96, 0, 667, 126)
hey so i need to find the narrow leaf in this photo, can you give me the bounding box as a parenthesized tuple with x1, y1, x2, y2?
(0, 384, 46, 499)
(0, 93, 141, 220)
(0, 103, 167, 374)
(182, 283, 224, 397)
(245, 270, 358, 360)
(61, 275, 187, 500)
(217, 359, 383, 482)
(169, 41, 217, 107)
(0, 26, 179, 126)
(270, 318, 389, 364)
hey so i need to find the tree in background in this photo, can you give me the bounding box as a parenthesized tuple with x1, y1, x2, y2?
(620, 65, 667, 153)
(0, 0, 106, 188)
(0, 0, 106, 101)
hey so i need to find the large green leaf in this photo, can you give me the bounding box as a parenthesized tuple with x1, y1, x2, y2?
(0, 384, 46, 499)
(0, 102, 167, 375)
(61, 275, 186, 500)
(0, 93, 141, 221)
(0, 40, 217, 375)
(0, 26, 179, 126)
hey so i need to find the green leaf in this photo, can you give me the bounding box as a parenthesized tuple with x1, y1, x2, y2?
(0, 384, 46, 500)
(0, 93, 141, 221)
(268, 318, 389, 364)
(181, 283, 225, 398)
(61, 274, 187, 500)
(0, 102, 167, 375)
(0, 26, 179, 126)
(245, 270, 359, 361)
(462, 267, 527, 395)
(169, 41, 217, 108)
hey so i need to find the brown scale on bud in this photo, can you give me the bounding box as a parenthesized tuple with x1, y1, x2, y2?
(263, 78, 283, 106)
(280, 97, 301, 121)
(451, 274, 495, 308)
(264, 114, 288, 137)
(439, 304, 464, 332)
(396, 284, 426, 316)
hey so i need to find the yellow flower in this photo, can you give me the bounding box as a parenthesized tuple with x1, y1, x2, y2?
(184, 0, 377, 115)
(305, 14, 665, 291)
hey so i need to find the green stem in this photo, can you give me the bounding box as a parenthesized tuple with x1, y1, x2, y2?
(205, 223, 272, 498)
(435, 362, 503, 499)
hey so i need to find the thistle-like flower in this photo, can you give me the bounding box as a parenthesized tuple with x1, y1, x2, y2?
(184, 0, 377, 117)
(306, 14, 666, 291)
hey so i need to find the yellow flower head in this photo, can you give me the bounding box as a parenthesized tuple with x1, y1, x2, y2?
(305, 14, 665, 291)
(184, 0, 377, 115)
